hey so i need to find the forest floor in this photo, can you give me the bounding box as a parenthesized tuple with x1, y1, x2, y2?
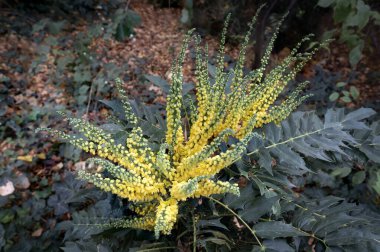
(1, 1, 379, 112)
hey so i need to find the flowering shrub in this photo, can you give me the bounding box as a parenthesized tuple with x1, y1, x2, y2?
(37, 12, 328, 238)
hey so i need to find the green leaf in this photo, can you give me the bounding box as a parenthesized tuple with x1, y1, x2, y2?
(331, 167, 352, 178)
(370, 172, 380, 194)
(360, 143, 380, 163)
(61, 242, 82, 252)
(254, 221, 306, 238)
(349, 44, 363, 67)
(99, 99, 125, 118)
(258, 149, 273, 175)
(263, 239, 294, 252)
(372, 10, 380, 25)
(341, 96, 352, 103)
(57, 56, 74, 72)
(321, 29, 337, 41)
(145, 74, 170, 93)
(34, 188, 52, 199)
(32, 18, 49, 33)
(340, 28, 360, 48)
(239, 195, 280, 222)
(342, 90, 350, 96)
(329, 92, 340, 101)
(251, 108, 377, 177)
(113, 10, 141, 41)
(344, 108, 376, 122)
(334, 4, 351, 23)
(352, 171, 366, 185)
(197, 218, 229, 231)
(180, 9, 190, 24)
(350, 86, 360, 100)
(40, 178, 49, 187)
(223, 184, 256, 209)
(356, 0, 371, 29)
(317, 0, 335, 8)
(126, 10, 142, 27)
(208, 63, 216, 78)
(336, 82, 347, 88)
(99, 123, 124, 133)
(47, 20, 66, 35)
(324, 228, 380, 246)
(88, 24, 104, 38)
(182, 82, 194, 96)
(78, 85, 89, 95)
(0, 209, 15, 224)
(74, 69, 92, 83)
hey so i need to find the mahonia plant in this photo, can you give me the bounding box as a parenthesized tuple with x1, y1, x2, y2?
(37, 11, 327, 238)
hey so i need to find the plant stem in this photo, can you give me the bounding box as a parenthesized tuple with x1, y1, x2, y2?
(193, 213, 197, 252)
(247, 128, 324, 156)
(292, 202, 326, 218)
(86, 81, 94, 118)
(206, 196, 263, 249)
(137, 247, 177, 252)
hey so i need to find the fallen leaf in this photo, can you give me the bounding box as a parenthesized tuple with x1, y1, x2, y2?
(52, 162, 63, 171)
(233, 216, 244, 230)
(32, 228, 43, 237)
(0, 180, 15, 196)
(15, 174, 30, 189)
(74, 161, 86, 170)
(17, 155, 33, 163)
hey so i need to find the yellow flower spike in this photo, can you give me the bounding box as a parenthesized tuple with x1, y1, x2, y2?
(154, 198, 179, 238)
(193, 179, 240, 198)
(115, 78, 139, 126)
(170, 176, 209, 201)
(130, 202, 158, 216)
(194, 35, 210, 117)
(175, 129, 234, 180)
(77, 170, 161, 202)
(166, 30, 194, 159)
(183, 132, 256, 181)
(106, 215, 156, 231)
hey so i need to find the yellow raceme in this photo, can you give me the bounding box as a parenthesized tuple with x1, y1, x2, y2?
(37, 11, 323, 238)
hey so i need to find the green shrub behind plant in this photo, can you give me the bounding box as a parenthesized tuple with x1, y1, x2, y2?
(317, 0, 380, 66)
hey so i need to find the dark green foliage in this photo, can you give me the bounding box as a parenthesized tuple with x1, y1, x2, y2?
(29, 9, 140, 110)
(100, 98, 167, 144)
(27, 107, 378, 252)
(4, 85, 379, 251)
(247, 108, 376, 173)
(304, 65, 380, 112)
(317, 0, 380, 66)
(0, 0, 136, 36)
(0, 6, 141, 249)
(112, 9, 142, 41)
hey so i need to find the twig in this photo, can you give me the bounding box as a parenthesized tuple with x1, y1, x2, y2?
(137, 247, 177, 252)
(206, 196, 263, 249)
(192, 214, 197, 252)
(85, 82, 94, 118)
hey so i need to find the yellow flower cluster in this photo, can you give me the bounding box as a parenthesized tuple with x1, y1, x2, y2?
(37, 10, 324, 238)
(154, 199, 179, 237)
